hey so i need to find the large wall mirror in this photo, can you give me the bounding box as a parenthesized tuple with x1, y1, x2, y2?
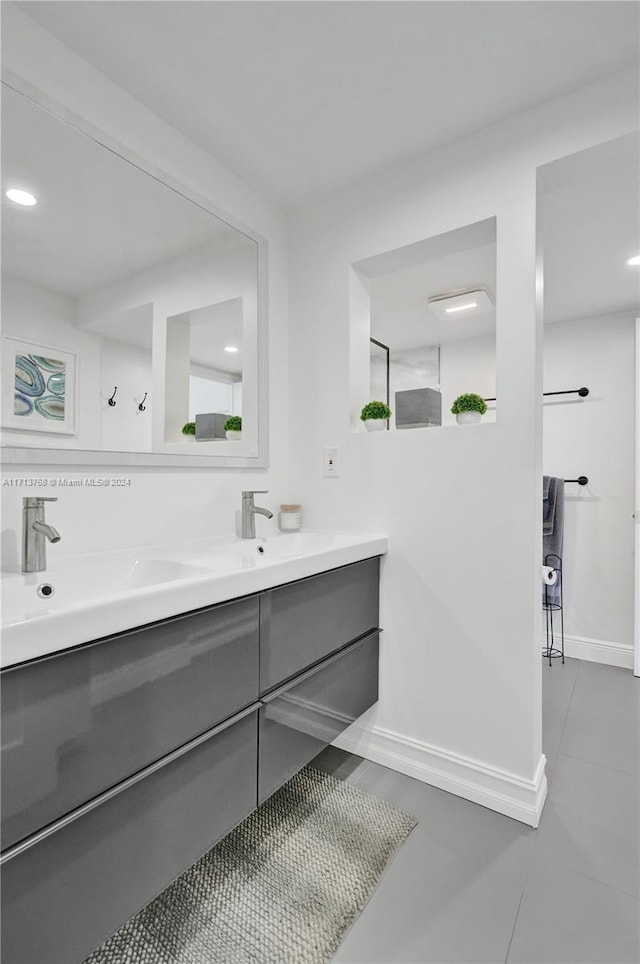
(1, 82, 267, 467)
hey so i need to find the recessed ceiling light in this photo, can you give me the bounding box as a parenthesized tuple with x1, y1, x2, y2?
(6, 188, 37, 206)
(224, 345, 239, 353)
(626, 255, 640, 266)
(445, 301, 478, 314)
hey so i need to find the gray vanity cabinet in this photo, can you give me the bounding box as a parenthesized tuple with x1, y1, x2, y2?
(259, 557, 379, 693)
(1, 555, 381, 964)
(2, 708, 259, 964)
(1, 596, 259, 850)
(259, 629, 380, 803)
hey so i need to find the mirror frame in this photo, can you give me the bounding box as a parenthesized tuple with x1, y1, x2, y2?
(1, 74, 269, 469)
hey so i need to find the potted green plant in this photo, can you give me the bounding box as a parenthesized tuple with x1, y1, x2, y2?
(224, 415, 242, 440)
(360, 400, 391, 431)
(451, 393, 487, 425)
(181, 421, 196, 439)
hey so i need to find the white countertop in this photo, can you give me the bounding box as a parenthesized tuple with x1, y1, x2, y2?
(1, 530, 388, 669)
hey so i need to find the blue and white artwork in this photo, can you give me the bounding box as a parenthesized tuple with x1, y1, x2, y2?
(3, 338, 76, 435)
(15, 354, 66, 420)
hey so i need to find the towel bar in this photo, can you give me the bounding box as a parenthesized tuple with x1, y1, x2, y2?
(483, 387, 589, 402)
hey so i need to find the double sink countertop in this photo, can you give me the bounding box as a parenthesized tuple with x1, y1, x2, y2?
(1, 530, 388, 669)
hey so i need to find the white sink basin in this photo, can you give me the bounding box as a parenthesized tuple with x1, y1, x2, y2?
(126, 558, 212, 589)
(1, 557, 214, 635)
(1, 531, 388, 668)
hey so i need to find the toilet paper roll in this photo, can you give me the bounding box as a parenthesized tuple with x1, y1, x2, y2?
(542, 565, 558, 586)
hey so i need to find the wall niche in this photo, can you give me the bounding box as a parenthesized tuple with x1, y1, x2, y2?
(350, 218, 497, 432)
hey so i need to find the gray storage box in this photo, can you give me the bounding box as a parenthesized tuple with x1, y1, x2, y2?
(395, 387, 442, 429)
(195, 412, 228, 440)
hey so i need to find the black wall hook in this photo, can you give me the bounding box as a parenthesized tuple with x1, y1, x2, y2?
(138, 392, 148, 412)
(108, 387, 118, 407)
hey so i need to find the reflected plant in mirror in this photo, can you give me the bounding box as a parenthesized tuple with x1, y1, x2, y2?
(1, 82, 266, 466)
(223, 415, 242, 440)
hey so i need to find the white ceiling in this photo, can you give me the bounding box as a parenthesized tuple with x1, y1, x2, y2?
(364, 220, 497, 349)
(539, 133, 640, 324)
(15, 0, 639, 209)
(186, 300, 243, 376)
(3, 3, 638, 354)
(368, 132, 639, 351)
(88, 299, 244, 375)
(371, 248, 497, 350)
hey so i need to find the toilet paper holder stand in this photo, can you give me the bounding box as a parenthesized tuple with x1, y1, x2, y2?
(542, 552, 564, 666)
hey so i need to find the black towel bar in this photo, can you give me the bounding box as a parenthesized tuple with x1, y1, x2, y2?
(483, 387, 589, 402)
(544, 387, 589, 398)
(564, 476, 588, 485)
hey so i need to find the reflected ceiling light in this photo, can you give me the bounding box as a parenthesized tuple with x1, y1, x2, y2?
(626, 254, 640, 266)
(224, 345, 239, 353)
(427, 287, 494, 322)
(6, 188, 37, 206)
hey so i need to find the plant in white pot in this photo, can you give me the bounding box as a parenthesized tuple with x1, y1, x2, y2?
(451, 393, 487, 425)
(224, 415, 242, 439)
(181, 421, 196, 440)
(360, 400, 391, 431)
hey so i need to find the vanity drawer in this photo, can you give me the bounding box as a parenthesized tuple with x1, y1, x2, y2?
(1, 706, 259, 964)
(259, 556, 380, 693)
(1, 596, 259, 850)
(258, 630, 379, 804)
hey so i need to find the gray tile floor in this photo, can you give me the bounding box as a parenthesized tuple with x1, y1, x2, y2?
(314, 658, 639, 964)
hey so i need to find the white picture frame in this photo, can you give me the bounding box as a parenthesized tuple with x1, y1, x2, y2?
(2, 337, 77, 436)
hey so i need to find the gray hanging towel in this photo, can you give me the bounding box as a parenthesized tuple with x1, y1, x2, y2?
(543, 476, 564, 607)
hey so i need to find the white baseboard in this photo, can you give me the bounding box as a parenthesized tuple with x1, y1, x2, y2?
(544, 632, 634, 669)
(333, 721, 547, 828)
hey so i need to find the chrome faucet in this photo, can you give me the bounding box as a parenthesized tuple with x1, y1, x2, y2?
(241, 490, 273, 539)
(22, 497, 61, 573)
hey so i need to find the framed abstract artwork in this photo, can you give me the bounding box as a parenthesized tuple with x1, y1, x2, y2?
(2, 338, 77, 435)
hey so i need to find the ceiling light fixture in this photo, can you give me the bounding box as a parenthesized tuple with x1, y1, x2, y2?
(6, 188, 37, 206)
(224, 345, 239, 353)
(427, 287, 494, 321)
(626, 254, 640, 266)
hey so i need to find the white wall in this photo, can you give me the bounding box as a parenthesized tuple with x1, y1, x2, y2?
(288, 69, 638, 824)
(543, 313, 635, 661)
(188, 377, 233, 422)
(416, 314, 635, 660)
(1, 7, 289, 567)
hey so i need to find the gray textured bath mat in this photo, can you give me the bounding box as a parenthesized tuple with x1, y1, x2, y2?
(82, 765, 416, 964)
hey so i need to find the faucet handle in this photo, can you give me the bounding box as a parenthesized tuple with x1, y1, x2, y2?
(242, 490, 268, 497)
(23, 496, 58, 506)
